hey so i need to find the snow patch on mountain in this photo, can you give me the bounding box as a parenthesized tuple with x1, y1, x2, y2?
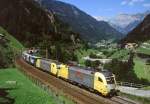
(110, 14, 142, 28)
(93, 16, 109, 22)
(95, 10, 150, 34)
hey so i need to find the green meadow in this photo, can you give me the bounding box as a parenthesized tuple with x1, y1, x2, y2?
(0, 68, 74, 104)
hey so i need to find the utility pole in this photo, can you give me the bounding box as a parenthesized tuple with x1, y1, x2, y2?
(46, 47, 48, 59)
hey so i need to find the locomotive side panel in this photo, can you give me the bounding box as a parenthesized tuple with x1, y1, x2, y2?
(68, 66, 94, 88)
(57, 65, 69, 79)
(40, 59, 51, 72)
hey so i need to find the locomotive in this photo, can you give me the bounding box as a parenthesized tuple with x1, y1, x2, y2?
(22, 51, 117, 96)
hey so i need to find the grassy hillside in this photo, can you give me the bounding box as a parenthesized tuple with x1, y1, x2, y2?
(0, 27, 24, 50)
(121, 14, 150, 44)
(0, 68, 74, 104)
(133, 40, 150, 82)
(0, 68, 54, 104)
(75, 48, 99, 66)
(110, 49, 130, 60)
(0, 27, 24, 68)
(136, 40, 150, 55)
(133, 57, 150, 82)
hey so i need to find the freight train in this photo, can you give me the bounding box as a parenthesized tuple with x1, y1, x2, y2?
(22, 51, 118, 96)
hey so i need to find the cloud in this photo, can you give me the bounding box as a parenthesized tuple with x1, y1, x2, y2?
(121, 0, 144, 6)
(143, 3, 150, 7)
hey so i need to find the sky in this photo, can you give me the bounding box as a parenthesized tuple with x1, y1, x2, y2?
(58, 0, 150, 18)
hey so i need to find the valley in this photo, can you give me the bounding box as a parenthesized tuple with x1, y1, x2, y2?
(0, 0, 149, 104)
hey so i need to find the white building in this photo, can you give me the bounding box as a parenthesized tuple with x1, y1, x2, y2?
(125, 43, 138, 50)
(83, 56, 112, 64)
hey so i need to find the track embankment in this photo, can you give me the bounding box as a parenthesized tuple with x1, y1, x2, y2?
(15, 57, 137, 104)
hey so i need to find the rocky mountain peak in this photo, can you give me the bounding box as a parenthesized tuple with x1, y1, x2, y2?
(34, 0, 123, 43)
(121, 14, 150, 44)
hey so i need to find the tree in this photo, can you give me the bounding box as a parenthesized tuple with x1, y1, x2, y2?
(104, 59, 129, 80)
(128, 51, 135, 70)
(146, 59, 150, 65)
(89, 52, 97, 58)
(85, 60, 91, 67)
(38, 34, 52, 58)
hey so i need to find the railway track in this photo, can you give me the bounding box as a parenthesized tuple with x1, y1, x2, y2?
(15, 57, 139, 104)
(111, 96, 139, 104)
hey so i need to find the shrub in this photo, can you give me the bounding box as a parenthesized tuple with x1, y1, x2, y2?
(104, 58, 134, 81)
(89, 52, 97, 58)
(146, 59, 150, 65)
(85, 60, 91, 67)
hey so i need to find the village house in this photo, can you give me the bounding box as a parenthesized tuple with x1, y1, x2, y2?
(125, 43, 138, 50)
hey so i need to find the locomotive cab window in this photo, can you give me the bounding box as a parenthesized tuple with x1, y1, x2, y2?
(106, 77, 115, 84)
(57, 65, 61, 69)
(98, 77, 103, 82)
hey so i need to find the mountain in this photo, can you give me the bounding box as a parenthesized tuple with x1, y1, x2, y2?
(0, 0, 82, 62)
(0, 0, 82, 45)
(35, 0, 123, 43)
(109, 11, 150, 34)
(0, 0, 54, 46)
(121, 14, 150, 44)
(95, 11, 150, 35)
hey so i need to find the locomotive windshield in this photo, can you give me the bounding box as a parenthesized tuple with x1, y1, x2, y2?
(106, 77, 115, 84)
(101, 69, 115, 84)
